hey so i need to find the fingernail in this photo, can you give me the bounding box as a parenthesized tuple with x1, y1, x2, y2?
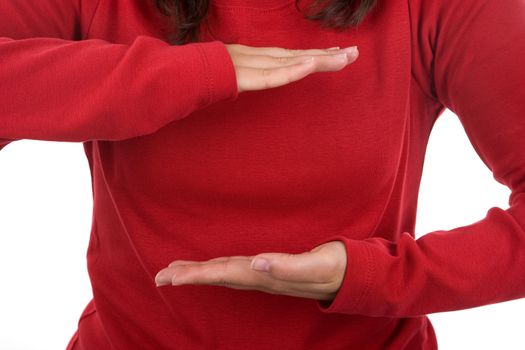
(155, 271, 168, 286)
(155, 279, 167, 287)
(326, 46, 340, 50)
(332, 53, 348, 60)
(251, 258, 270, 272)
(341, 46, 358, 57)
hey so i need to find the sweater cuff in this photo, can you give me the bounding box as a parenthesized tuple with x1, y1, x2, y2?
(195, 40, 239, 105)
(314, 235, 376, 315)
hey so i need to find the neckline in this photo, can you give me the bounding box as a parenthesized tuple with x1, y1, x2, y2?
(211, 0, 298, 11)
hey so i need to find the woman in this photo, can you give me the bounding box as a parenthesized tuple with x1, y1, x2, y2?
(1, 0, 524, 348)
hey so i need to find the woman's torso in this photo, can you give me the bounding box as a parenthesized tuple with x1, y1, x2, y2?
(69, 0, 441, 348)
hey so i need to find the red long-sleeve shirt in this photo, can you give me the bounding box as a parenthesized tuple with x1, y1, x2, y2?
(1, 0, 524, 349)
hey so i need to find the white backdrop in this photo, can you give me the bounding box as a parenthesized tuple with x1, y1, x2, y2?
(0, 109, 524, 349)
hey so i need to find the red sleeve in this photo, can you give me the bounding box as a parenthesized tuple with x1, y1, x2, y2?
(0, 0, 238, 148)
(313, 0, 525, 317)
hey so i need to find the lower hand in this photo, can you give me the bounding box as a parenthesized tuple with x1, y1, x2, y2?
(155, 240, 347, 301)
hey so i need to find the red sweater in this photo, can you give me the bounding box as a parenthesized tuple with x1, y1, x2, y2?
(1, 0, 524, 349)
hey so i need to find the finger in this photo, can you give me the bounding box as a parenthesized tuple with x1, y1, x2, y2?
(231, 53, 316, 69)
(157, 258, 259, 288)
(232, 51, 357, 70)
(230, 43, 352, 57)
(250, 251, 339, 283)
(236, 55, 350, 92)
(167, 256, 252, 268)
(167, 260, 198, 267)
(236, 60, 312, 92)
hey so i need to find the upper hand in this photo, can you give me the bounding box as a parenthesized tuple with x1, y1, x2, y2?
(226, 44, 359, 93)
(154, 240, 347, 301)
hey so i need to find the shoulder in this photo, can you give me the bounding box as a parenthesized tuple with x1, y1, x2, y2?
(407, 0, 524, 106)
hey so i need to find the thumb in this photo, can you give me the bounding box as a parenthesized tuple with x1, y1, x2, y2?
(250, 251, 320, 282)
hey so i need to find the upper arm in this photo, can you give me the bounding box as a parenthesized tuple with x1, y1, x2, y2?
(0, 0, 80, 40)
(412, 0, 525, 202)
(0, 0, 101, 40)
(0, 0, 99, 149)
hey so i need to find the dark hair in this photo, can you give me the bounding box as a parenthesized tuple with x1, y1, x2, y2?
(155, 0, 378, 45)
